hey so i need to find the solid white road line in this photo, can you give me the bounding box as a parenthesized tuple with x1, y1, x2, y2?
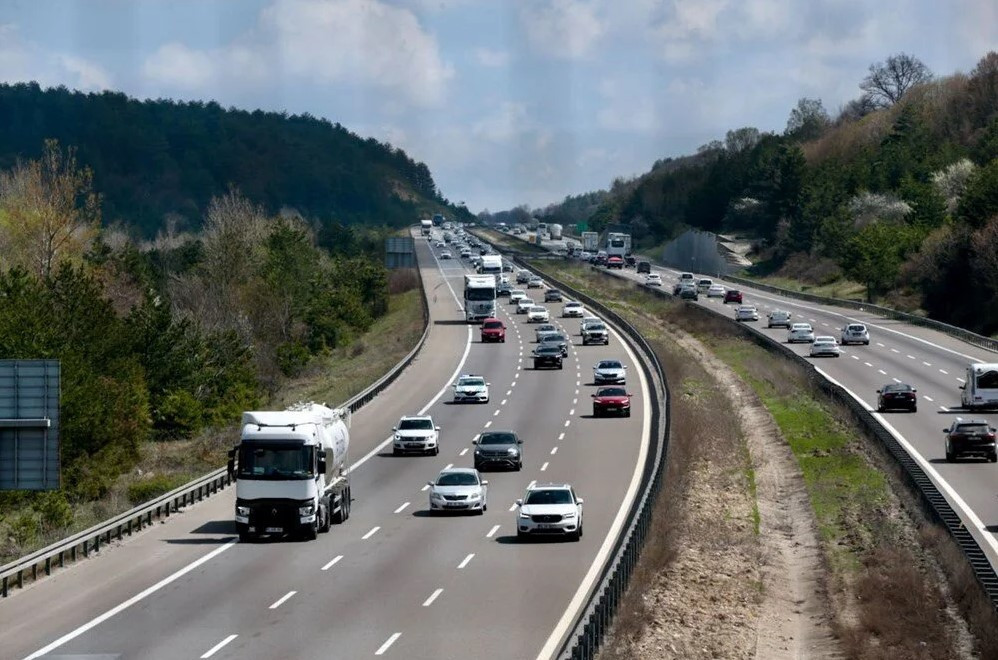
(375, 632, 402, 656)
(422, 588, 444, 607)
(394, 502, 410, 514)
(201, 634, 238, 659)
(541, 462, 549, 471)
(487, 524, 501, 538)
(458, 553, 475, 569)
(321, 555, 343, 571)
(269, 591, 296, 610)
(24, 539, 238, 660)
(362, 526, 380, 540)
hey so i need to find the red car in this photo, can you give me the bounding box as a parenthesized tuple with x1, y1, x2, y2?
(606, 256, 624, 269)
(480, 318, 506, 343)
(723, 289, 743, 304)
(591, 386, 632, 417)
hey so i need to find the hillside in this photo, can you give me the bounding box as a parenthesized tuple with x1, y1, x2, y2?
(0, 83, 469, 236)
(516, 51, 998, 334)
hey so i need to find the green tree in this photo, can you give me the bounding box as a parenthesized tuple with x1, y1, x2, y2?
(842, 222, 906, 301)
(957, 158, 998, 228)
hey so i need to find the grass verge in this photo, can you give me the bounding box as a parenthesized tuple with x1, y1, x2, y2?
(472, 227, 549, 254)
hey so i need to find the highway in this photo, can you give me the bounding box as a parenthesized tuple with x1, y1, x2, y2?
(1, 230, 655, 660)
(550, 242, 998, 573)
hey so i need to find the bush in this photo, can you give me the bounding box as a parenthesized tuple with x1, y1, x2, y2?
(155, 389, 204, 439)
(127, 473, 190, 505)
(36, 491, 74, 530)
(276, 341, 310, 377)
(10, 511, 39, 545)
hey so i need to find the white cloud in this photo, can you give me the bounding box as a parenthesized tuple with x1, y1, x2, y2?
(142, 0, 453, 107)
(474, 47, 509, 68)
(596, 79, 659, 133)
(57, 55, 113, 91)
(0, 24, 112, 91)
(472, 101, 529, 143)
(520, 0, 604, 59)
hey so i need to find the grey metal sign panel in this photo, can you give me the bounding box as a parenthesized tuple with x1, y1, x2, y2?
(0, 360, 61, 490)
(385, 237, 416, 269)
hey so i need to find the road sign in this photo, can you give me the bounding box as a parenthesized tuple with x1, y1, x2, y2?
(0, 360, 61, 490)
(385, 237, 416, 269)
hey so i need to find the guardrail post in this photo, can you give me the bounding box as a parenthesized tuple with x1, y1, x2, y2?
(2, 575, 7, 597)
(45, 556, 50, 576)
(16, 570, 22, 590)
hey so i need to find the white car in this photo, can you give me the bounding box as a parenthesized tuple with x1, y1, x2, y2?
(527, 276, 544, 289)
(767, 310, 792, 328)
(580, 317, 602, 334)
(734, 305, 759, 322)
(393, 416, 440, 456)
(428, 468, 487, 515)
(516, 297, 536, 314)
(810, 337, 842, 357)
(645, 274, 663, 286)
(452, 375, 490, 403)
(527, 305, 550, 323)
(509, 289, 527, 304)
(435, 240, 445, 248)
(593, 359, 627, 384)
(787, 323, 815, 343)
(516, 483, 583, 541)
(678, 272, 695, 284)
(707, 284, 726, 298)
(562, 301, 585, 318)
(696, 278, 713, 293)
(840, 323, 870, 345)
(440, 250, 452, 259)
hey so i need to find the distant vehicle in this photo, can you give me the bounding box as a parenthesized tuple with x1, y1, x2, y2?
(453, 375, 490, 404)
(606, 256, 624, 269)
(544, 289, 563, 302)
(960, 363, 998, 410)
(591, 386, 632, 417)
(943, 418, 997, 462)
(427, 468, 487, 515)
(877, 383, 917, 412)
(696, 278, 713, 293)
(474, 431, 523, 471)
(421, 219, 433, 236)
(440, 250, 452, 259)
(562, 301, 585, 318)
(624, 255, 636, 268)
(479, 254, 503, 276)
(678, 272, 695, 283)
(480, 318, 506, 343)
(509, 289, 527, 303)
(443, 232, 453, 243)
(435, 240, 446, 248)
(787, 323, 815, 343)
(637, 261, 651, 274)
(533, 344, 564, 369)
(539, 333, 569, 357)
(534, 323, 558, 342)
(516, 483, 584, 541)
(432, 213, 445, 226)
(723, 289, 742, 304)
(516, 270, 531, 284)
(645, 274, 662, 286)
(496, 279, 512, 296)
(527, 275, 544, 288)
(809, 337, 841, 357)
(582, 321, 609, 346)
(527, 305, 551, 323)
(606, 232, 631, 258)
(678, 284, 698, 300)
(581, 231, 599, 252)
(767, 309, 792, 328)
(593, 359, 627, 384)
(393, 415, 440, 456)
(549, 223, 563, 240)
(516, 297, 536, 314)
(840, 323, 870, 346)
(707, 284, 726, 298)
(231, 403, 350, 542)
(735, 305, 759, 322)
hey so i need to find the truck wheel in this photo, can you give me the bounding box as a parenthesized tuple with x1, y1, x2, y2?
(318, 498, 331, 533)
(302, 521, 318, 541)
(238, 531, 254, 543)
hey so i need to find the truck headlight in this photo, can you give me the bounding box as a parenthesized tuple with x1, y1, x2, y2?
(299, 504, 315, 516)
(236, 506, 250, 516)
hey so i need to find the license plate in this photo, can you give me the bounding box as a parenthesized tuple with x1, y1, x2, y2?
(406, 444, 422, 448)
(537, 524, 557, 529)
(445, 503, 464, 507)
(265, 527, 283, 533)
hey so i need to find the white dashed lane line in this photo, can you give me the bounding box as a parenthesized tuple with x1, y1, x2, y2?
(540, 462, 549, 471)
(564, 420, 571, 427)
(891, 348, 900, 353)
(487, 525, 501, 538)
(864, 362, 873, 367)
(201, 634, 238, 659)
(269, 591, 296, 610)
(321, 555, 343, 571)
(421, 484, 430, 492)
(878, 369, 887, 375)
(558, 432, 565, 440)
(892, 378, 902, 384)
(939, 369, 948, 375)
(551, 447, 558, 455)
(907, 354, 916, 360)
(362, 527, 380, 540)
(876, 342, 885, 347)
(923, 395, 934, 402)
(394, 502, 410, 514)
(458, 554, 475, 569)
(422, 588, 443, 607)
(375, 633, 402, 656)
(483, 421, 492, 429)
(501, 399, 507, 405)
(444, 463, 453, 470)
(851, 355, 860, 360)
(923, 361, 931, 366)
(508, 503, 517, 512)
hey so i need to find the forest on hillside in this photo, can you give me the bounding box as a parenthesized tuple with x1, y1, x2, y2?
(0, 83, 469, 236)
(514, 51, 998, 334)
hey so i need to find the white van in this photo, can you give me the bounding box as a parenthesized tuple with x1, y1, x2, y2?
(960, 363, 998, 409)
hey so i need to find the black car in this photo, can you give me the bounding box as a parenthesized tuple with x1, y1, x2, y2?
(876, 383, 917, 412)
(539, 333, 569, 357)
(679, 286, 698, 300)
(624, 256, 636, 268)
(473, 430, 523, 471)
(944, 419, 998, 462)
(532, 345, 564, 369)
(637, 261, 651, 274)
(544, 289, 563, 302)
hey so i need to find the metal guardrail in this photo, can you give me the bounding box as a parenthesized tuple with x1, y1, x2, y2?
(720, 274, 998, 354)
(596, 266, 998, 615)
(0, 236, 433, 598)
(476, 232, 672, 659)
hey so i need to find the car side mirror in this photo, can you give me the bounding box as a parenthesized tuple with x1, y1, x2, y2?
(627, 393, 633, 397)
(435, 426, 441, 431)
(392, 426, 397, 431)
(472, 439, 478, 445)
(427, 481, 434, 486)
(959, 385, 966, 390)
(487, 382, 491, 386)
(943, 428, 949, 433)
(481, 480, 489, 485)
(515, 499, 523, 506)
(875, 390, 881, 394)
(576, 498, 584, 505)
(591, 394, 597, 398)
(517, 439, 523, 444)
(912, 389, 917, 393)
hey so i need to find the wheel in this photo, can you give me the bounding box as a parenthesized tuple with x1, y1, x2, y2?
(990, 452, 997, 463)
(945, 441, 954, 463)
(516, 461, 523, 470)
(593, 408, 600, 418)
(393, 447, 401, 457)
(570, 529, 581, 542)
(476, 506, 485, 516)
(557, 363, 563, 370)
(911, 406, 917, 413)
(433, 446, 440, 456)
(877, 406, 884, 413)
(864, 341, 870, 345)
(483, 502, 488, 512)
(578, 523, 584, 538)
(625, 409, 631, 418)
(238, 531, 254, 543)
(318, 498, 331, 533)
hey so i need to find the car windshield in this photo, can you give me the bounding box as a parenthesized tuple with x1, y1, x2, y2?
(978, 370, 998, 388)
(398, 419, 433, 430)
(530, 306, 545, 312)
(598, 360, 622, 369)
(458, 378, 485, 387)
(436, 472, 479, 486)
(589, 324, 605, 331)
(955, 423, 990, 434)
(566, 302, 581, 308)
(537, 325, 555, 332)
(238, 445, 314, 480)
(792, 324, 810, 331)
(483, 321, 503, 329)
(480, 432, 517, 445)
(598, 387, 627, 397)
(525, 489, 573, 505)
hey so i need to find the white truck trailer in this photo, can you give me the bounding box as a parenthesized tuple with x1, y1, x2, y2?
(420, 219, 433, 236)
(464, 274, 497, 322)
(606, 232, 632, 257)
(549, 223, 563, 240)
(479, 254, 503, 276)
(582, 231, 599, 252)
(230, 402, 351, 541)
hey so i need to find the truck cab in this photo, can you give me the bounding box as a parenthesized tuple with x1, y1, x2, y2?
(961, 363, 998, 410)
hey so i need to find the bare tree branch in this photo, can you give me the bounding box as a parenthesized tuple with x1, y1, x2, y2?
(860, 52, 933, 107)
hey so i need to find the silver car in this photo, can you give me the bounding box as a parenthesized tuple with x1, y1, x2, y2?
(840, 323, 870, 345)
(767, 310, 792, 328)
(810, 337, 841, 357)
(787, 323, 815, 344)
(594, 359, 627, 384)
(534, 323, 558, 342)
(734, 305, 759, 322)
(562, 301, 585, 318)
(427, 468, 487, 514)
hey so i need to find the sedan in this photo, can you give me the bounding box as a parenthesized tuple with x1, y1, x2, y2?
(532, 345, 564, 370)
(440, 251, 452, 259)
(734, 306, 759, 322)
(527, 305, 550, 323)
(427, 468, 487, 515)
(527, 276, 544, 288)
(592, 386, 632, 417)
(539, 333, 569, 357)
(534, 323, 558, 342)
(562, 301, 585, 318)
(509, 289, 527, 304)
(787, 323, 815, 343)
(593, 359, 627, 384)
(606, 256, 624, 269)
(452, 375, 490, 403)
(679, 285, 699, 300)
(809, 337, 841, 357)
(645, 274, 663, 286)
(516, 297, 536, 314)
(841, 323, 871, 346)
(876, 383, 917, 412)
(723, 289, 743, 304)
(707, 284, 726, 298)
(944, 419, 998, 462)
(544, 289, 563, 302)
(767, 310, 792, 328)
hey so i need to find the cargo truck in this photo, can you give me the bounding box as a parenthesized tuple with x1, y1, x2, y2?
(229, 402, 351, 542)
(549, 223, 563, 240)
(420, 219, 433, 236)
(582, 231, 599, 252)
(606, 232, 632, 257)
(464, 274, 497, 322)
(479, 254, 503, 276)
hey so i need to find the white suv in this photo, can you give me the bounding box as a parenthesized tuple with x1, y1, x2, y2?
(516, 483, 584, 541)
(840, 323, 870, 345)
(392, 416, 440, 456)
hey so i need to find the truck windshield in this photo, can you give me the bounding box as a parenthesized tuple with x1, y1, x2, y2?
(465, 287, 496, 301)
(976, 370, 998, 388)
(238, 445, 314, 480)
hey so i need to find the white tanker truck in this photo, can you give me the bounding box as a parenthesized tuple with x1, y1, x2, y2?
(229, 402, 351, 541)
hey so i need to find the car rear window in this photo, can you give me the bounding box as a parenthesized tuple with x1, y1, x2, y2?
(955, 423, 990, 434)
(883, 384, 912, 392)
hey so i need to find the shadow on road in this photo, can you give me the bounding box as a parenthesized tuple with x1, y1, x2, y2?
(191, 520, 237, 534)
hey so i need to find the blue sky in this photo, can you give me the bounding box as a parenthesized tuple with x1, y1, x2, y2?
(0, 0, 995, 213)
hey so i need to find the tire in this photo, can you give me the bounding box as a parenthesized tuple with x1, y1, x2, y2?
(301, 521, 318, 541)
(625, 409, 631, 418)
(911, 406, 917, 413)
(946, 441, 955, 463)
(877, 406, 884, 412)
(393, 447, 401, 457)
(517, 529, 527, 540)
(238, 531, 254, 543)
(516, 461, 523, 471)
(578, 523, 584, 538)
(570, 529, 581, 542)
(318, 498, 331, 533)
(593, 408, 600, 418)
(433, 446, 440, 456)
(476, 506, 485, 516)
(990, 452, 997, 463)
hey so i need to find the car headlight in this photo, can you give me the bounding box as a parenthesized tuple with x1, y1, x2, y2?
(518, 512, 531, 519)
(467, 493, 481, 500)
(507, 448, 519, 455)
(394, 433, 401, 441)
(236, 506, 250, 516)
(299, 504, 315, 516)
(430, 492, 444, 500)
(562, 512, 576, 519)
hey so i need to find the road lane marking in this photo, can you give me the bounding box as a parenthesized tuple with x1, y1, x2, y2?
(269, 591, 296, 609)
(506, 390, 512, 396)
(460, 447, 470, 456)
(494, 410, 500, 416)
(558, 432, 565, 440)
(458, 553, 475, 569)
(907, 354, 916, 360)
(321, 555, 343, 571)
(540, 462, 549, 471)
(569, 408, 575, 416)
(878, 370, 887, 375)
(940, 405, 949, 411)
(394, 502, 410, 514)
(362, 526, 381, 540)
(444, 463, 453, 470)
(864, 362, 873, 367)
(422, 588, 444, 607)
(574, 389, 579, 395)
(851, 355, 860, 360)
(924, 396, 934, 402)
(891, 348, 900, 353)
(509, 503, 517, 511)
(564, 420, 571, 427)
(923, 361, 931, 366)
(893, 378, 902, 383)
(487, 524, 501, 538)
(201, 634, 238, 658)
(876, 342, 885, 347)
(940, 369, 948, 375)
(501, 399, 507, 405)
(576, 380, 581, 386)
(376, 633, 402, 656)
(483, 421, 492, 429)
(958, 377, 966, 383)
